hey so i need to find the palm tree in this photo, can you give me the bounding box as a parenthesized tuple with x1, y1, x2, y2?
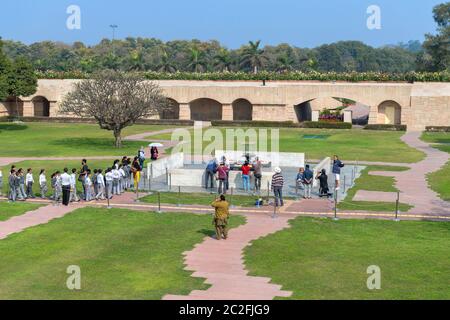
(128, 49, 146, 71)
(240, 40, 267, 74)
(157, 48, 177, 73)
(214, 48, 232, 72)
(187, 47, 207, 73)
(276, 53, 295, 72)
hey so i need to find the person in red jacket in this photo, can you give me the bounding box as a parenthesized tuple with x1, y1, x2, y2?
(241, 161, 251, 192)
(217, 162, 229, 194)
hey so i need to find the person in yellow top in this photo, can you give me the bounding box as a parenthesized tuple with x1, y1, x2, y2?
(211, 194, 230, 240)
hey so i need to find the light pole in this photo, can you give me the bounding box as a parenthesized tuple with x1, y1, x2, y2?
(110, 24, 118, 56)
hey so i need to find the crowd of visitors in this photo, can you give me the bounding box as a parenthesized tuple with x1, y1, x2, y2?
(5, 155, 144, 206)
(204, 154, 345, 208)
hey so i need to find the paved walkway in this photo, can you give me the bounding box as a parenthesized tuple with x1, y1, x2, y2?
(163, 214, 293, 300)
(365, 132, 450, 215)
(0, 202, 86, 240)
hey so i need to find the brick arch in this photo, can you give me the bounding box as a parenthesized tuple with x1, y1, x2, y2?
(32, 96, 50, 117)
(232, 99, 253, 121)
(377, 100, 402, 125)
(160, 98, 180, 119)
(189, 98, 222, 121)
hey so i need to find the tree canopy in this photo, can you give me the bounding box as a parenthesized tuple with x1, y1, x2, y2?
(59, 70, 168, 147)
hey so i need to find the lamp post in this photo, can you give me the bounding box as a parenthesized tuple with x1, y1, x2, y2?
(110, 24, 118, 56)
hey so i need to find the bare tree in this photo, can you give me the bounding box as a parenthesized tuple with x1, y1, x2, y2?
(60, 70, 167, 148)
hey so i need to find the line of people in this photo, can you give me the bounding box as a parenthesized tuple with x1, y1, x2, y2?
(5, 156, 143, 206)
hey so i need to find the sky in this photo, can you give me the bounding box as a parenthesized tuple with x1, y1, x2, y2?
(0, 0, 444, 48)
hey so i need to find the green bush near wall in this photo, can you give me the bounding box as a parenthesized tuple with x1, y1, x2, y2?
(425, 126, 450, 132)
(35, 70, 450, 82)
(211, 120, 298, 128)
(364, 124, 407, 131)
(302, 121, 352, 129)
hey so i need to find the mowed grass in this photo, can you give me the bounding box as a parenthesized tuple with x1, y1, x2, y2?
(141, 191, 277, 207)
(157, 127, 424, 163)
(245, 217, 450, 299)
(422, 132, 450, 201)
(0, 207, 245, 299)
(1, 160, 116, 196)
(0, 201, 42, 221)
(338, 165, 412, 212)
(0, 122, 176, 157)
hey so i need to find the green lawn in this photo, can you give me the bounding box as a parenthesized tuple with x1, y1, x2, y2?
(0, 207, 245, 299)
(0, 201, 42, 221)
(245, 217, 450, 299)
(0, 122, 176, 157)
(140, 191, 277, 207)
(338, 165, 412, 212)
(1, 160, 116, 196)
(156, 127, 424, 163)
(422, 132, 450, 201)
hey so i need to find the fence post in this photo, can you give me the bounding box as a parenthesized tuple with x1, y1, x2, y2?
(165, 167, 168, 185)
(157, 191, 162, 213)
(266, 180, 270, 203)
(135, 181, 140, 203)
(177, 186, 181, 207)
(168, 173, 172, 192)
(342, 175, 346, 194)
(333, 188, 339, 221)
(295, 182, 299, 200)
(230, 187, 235, 209)
(106, 184, 111, 209)
(394, 191, 400, 222)
(272, 195, 277, 219)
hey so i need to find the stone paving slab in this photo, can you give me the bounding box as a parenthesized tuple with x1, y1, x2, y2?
(353, 190, 399, 202)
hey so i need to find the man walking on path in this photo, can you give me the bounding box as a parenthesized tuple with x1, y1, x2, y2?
(303, 165, 313, 199)
(332, 155, 345, 190)
(211, 195, 230, 240)
(61, 168, 72, 206)
(271, 167, 284, 208)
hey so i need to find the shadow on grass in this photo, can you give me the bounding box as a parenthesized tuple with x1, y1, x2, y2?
(198, 228, 215, 238)
(0, 123, 28, 132)
(50, 137, 142, 151)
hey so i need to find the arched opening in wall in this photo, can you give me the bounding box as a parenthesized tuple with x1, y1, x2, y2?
(5, 97, 24, 117)
(32, 96, 50, 117)
(160, 98, 180, 119)
(189, 98, 222, 121)
(378, 100, 401, 125)
(232, 99, 253, 121)
(332, 97, 370, 125)
(294, 100, 313, 122)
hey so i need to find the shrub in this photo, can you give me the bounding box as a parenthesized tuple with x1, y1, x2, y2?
(364, 124, 407, 131)
(302, 121, 352, 129)
(425, 126, 450, 132)
(211, 120, 298, 128)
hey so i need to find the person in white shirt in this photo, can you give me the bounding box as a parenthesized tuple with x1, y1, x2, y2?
(39, 169, 48, 199)
(84, 170, 93, 201)
(118, 165, 126, 194)
(60, 168, 72, 206)
(105, 168, 113, 199)
(69, 168, 80, 202)
(112, 167, 120, 195)
(96, 169, 105, 200)
(25, 168, 35, 198)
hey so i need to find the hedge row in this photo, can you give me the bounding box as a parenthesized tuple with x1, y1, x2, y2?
(0, 116, 194, 126)
(35, 70, 450, 82)
(425, 126, 450, 132)
(364, 124, 407, 131)
(211, 120, 352, 129)
(302, 121, 352, 129)
(211, 120, 298, 128)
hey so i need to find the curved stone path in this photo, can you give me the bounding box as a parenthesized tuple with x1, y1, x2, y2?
(163, 214, 293, 300)
(366, 131, 450, 215)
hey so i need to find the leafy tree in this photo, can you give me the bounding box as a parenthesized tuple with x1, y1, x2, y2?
(214, 48, 232, 72)
(420, 2, 450, 71)
(59, 70, 167, 148)
(0, 39, 12, 101)
(157, 48, 177, 73)
(7, 57, 38, 118)
(240, 40, 267, 74)
(187, 47, 207, 72)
